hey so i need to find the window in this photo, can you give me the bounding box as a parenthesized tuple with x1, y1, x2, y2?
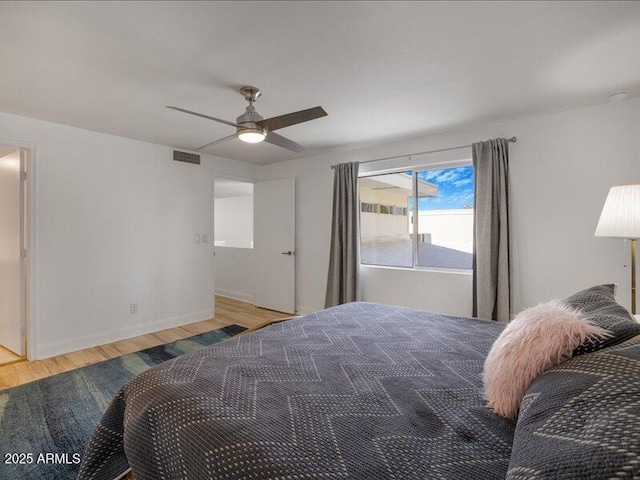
(359, 165, 474, 270)
(361, 202, 377, 213)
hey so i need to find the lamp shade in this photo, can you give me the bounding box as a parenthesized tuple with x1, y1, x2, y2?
(594, 184, 640, 239)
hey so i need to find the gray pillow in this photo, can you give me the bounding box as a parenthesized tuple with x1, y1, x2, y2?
(563, 284, 640, 355)
(507, 339, 640, 479)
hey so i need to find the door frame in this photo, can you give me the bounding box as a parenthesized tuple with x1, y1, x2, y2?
(0, 137, 37, 360)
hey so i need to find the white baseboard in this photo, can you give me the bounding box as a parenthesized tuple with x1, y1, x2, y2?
(216, 288, 255, 304)
(35, 309, 214, 360)
(296, 304, 321, 316)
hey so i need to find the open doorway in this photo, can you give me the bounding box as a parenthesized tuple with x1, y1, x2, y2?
(0, 145, 28, 365)
(213, 179, 255, 303)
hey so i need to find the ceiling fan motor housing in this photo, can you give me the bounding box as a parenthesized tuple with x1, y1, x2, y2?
(236, 106, 265, 135)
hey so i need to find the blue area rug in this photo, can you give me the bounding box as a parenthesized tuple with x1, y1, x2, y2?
(0, 324, 246, 480)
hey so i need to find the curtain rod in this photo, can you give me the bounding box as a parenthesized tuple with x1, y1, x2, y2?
(330, 136, 517, 169)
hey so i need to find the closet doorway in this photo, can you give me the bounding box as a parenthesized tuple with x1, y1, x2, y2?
(0, 145, 28, 365)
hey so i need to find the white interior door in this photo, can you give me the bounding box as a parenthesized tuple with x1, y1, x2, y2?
(254, 178, 295, 314)
(0, 149, 25, 355)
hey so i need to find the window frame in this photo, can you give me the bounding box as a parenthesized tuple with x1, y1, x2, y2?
(358, 158, 474, 274)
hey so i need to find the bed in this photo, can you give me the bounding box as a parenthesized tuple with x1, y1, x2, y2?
(78, 288, 640, 480)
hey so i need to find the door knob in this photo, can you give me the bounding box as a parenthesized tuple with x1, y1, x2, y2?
(281, 251, 294, 256)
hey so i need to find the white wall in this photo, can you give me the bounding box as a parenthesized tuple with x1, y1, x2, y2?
(361, 212, 409, 242)
(2, 97, 639, 358)
(0, 111, 257, 359)
(361, 267, 473, 316)
(213, 194, 255, 302)
(418, 210, 474, 253)
(214, 195, 254, 245)
(214, 247, 255, 303)
(258, 98, 640, 316)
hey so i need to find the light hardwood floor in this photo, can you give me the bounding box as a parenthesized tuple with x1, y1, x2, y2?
(0, 344, 24, 366)
(0, 296, 291, 391)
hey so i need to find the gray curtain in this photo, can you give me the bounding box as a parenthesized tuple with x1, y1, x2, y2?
(472, 138, 511, 321)
(325, 162, 361, 307)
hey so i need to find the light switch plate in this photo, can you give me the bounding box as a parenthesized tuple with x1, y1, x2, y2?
(194, 234, 201, 244)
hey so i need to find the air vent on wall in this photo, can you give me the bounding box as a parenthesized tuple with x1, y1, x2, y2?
(173, 150, 200, 165)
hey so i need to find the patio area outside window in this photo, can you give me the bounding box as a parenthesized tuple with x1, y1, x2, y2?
(359, 165, 474, 270)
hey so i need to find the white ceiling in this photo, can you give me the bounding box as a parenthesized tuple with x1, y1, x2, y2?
(1, 1, 639, 165)
(214, 179, 253, 199)
(0, 147, 19, 159)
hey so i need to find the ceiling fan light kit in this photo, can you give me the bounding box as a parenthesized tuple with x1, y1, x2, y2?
(238, 129, 266, 143)
(167, 86, 327, 152)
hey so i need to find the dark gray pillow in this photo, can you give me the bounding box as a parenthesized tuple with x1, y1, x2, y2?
(507, 339, 640, 479)
(563, 284, 640, 355)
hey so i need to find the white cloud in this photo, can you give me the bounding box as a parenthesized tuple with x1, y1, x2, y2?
(419, 166, 473, 185)
(421, 171, 440, 180)
(433, 170, 460, 183)
(453, 178, 473, 187)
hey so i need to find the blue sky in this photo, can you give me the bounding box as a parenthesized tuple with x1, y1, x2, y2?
(409, 166, 474, 210)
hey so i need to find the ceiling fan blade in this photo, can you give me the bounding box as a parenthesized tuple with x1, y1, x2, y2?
(264, 132, 306, 153)
(196, 134, 237, 151)
(256, 106, 327, 132)
(166, 106, 241, 129)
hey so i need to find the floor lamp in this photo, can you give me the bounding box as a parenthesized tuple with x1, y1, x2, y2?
(594, 184, 640, 315)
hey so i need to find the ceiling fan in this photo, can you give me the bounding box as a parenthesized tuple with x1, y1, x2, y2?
(167, 86, 327, 153)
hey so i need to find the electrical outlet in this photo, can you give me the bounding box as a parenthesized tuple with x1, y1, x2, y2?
(194, 234, 201, 244)
(130, 303, 138, 314)
(201, 234, 208, 243)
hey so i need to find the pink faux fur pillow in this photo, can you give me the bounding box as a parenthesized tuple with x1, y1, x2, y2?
(483, 300, 610, 420)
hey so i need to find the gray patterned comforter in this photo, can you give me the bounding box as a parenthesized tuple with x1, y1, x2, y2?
(78, 302, 514, 480)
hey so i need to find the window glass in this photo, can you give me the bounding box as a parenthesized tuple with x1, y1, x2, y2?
(359, 165, 473, 270)
(415, 166, 474, 269)
(359, 172, 413, 267)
